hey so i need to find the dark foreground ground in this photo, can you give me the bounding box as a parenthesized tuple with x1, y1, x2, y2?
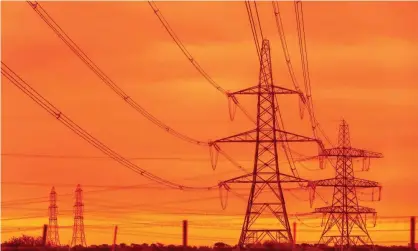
(0, 244, 413, 251)
(1, 236, 414, 251)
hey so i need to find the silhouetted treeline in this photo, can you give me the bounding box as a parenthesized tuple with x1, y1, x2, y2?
(1, 235, 412, 251)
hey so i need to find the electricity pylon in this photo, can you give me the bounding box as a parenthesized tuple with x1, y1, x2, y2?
(212, 39, 322, 247)
(47, 187, 60, 246)
(71, 184, 87, 247)
(313, 120, 382, 250)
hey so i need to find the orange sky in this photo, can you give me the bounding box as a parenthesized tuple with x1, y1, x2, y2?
(1, 0, 418, 247)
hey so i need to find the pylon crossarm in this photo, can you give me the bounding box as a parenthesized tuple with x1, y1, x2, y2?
(219, 173, 253, 184)
(276, 129, 320, 144)
(352, 178, 380, 188)
(314, 206, 333, 213)
(213, 128, 322, 144)
(220, 175, 279, 184)
(213, 129, 257, 143)
(320, 147, 383, 158)
(356, 205, 377, 214)
(314, 205, 376, 214)
(311, 178, 336, 187)
(279, 173, 310, 183)
(219, 172, 309, 185)
(230, 85, 302, 96)
(312, 178, 380, 188)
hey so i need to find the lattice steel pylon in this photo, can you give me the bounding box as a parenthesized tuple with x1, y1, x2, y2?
(47, 186, 60, 246)
(211, 39, 322, 247)
(313, 120, 382, 250)
(71, 184, 87, 247)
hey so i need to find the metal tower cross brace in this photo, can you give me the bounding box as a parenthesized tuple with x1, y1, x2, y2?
(212, 39, 321, 247)
(47, 187, 60, 246)
(313, 120, 382, 249)
(71, 184, 87, 247)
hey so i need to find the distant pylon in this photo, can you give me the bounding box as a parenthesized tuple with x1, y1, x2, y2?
(71, 184, 87, 247)
(313, 120, 382, 250)
(212, 39, 322, 247)
(47, 187, 60, 246)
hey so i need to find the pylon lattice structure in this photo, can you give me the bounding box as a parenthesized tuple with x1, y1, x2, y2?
(313, 120, 382, 249)
(212, 39, 321, 247)
(47, 187, 60, 246)
(71, 184, 87, 247)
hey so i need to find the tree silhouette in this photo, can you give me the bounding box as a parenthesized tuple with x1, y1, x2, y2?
(3, 235, 43, 247)
(214, 242, 230, 249)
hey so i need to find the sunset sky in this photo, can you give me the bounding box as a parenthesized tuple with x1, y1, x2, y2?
(1, 0, 418, 247)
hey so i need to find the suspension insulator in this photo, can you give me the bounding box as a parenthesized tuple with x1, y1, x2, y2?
(362, 157, 371, 171)
(319, 156, 325, 170)
(228, 94, 237, 121)
(209, 144, 219, 170)
(219, 184, 229, 210)
(378, 186, 382, 201)
(308, 182, 316, 208)
(372, 188, 375, 201)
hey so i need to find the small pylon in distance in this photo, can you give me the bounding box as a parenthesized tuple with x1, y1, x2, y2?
(47, 186, 60, 246)
(71, 184, 87, 247)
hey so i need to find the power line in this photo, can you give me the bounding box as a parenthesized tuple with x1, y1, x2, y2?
(147, 0, 255, 124)
(1, 153, 192, 161)
(1, 152, 309, 163)
(24, 1, 271, 176)
(26, 1, 208, 146)
(19, 1, 319, 178)
(1, 61, 217, 191)
(291, 0, 334, 147)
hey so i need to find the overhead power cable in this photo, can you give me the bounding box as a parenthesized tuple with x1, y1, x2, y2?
(272, 1, 302, 95)
(25, 1, 256, 175)
(147, 0, 255, 124)
(1, 61, 217, 191)
(245, 1, 262, 57)
(271, 1, 334, 154)
(1, 153, 191, 161)
(1, 182, 172, 205)
(271, 1, 336, 178)
(291, 0, 334, 147)
(26, 1, 208, 146)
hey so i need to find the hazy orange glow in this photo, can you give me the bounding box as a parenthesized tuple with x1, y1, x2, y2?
(1, 1, 418, 247)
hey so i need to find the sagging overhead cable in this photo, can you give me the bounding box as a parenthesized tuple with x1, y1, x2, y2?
(292, 0, 334, 146)
(148, 0, 255, 124)
(26, 1, 208, 146)
(1, 61, 217, 191)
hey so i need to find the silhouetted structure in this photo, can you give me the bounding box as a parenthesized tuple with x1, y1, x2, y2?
(183, 220, 188, 249)
(313, 120, 382, 250)
(47, 187, 60, 246)
(212, 39, 321, 247)
(42, 224, 47, 246)
(71, 184, 87, 247)
(411, 216, 416, 251)
(293, 222, 297, 247)
(112, 226, 118, 251)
